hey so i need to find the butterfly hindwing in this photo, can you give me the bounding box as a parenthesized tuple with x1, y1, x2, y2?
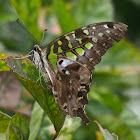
(48, 56, 91, 124)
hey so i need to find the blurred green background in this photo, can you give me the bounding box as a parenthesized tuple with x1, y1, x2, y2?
(0, 0, 140, 140)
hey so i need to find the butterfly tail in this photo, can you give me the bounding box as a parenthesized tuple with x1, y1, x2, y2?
(77, 108, 90, 125)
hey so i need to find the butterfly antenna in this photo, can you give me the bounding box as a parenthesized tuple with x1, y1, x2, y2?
(16, 19, 39, 44)
(40, 29, 48, 44)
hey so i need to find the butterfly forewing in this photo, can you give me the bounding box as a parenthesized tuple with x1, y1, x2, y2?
(38, 22, 127, 124)
(46, 22, 127, 71)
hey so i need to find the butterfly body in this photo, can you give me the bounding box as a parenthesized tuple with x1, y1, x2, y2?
(33, 22, 127, 124)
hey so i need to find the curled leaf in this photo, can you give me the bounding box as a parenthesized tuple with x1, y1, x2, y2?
(94, 120, 118, 140)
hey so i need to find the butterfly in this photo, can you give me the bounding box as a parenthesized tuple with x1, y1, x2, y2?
(33, 22, 127, 125)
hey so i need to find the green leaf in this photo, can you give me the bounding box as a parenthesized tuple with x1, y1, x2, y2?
(95, 115, 137, 140)
(0, 0, 16, 24)
(119, 106, 140, 139)
(58, 116, 81, 140)
(98, 40, 140, 68)
(88, 69, 140, 139)
(6, 113, 29, 140)
(85, 98, 140, 140)
(89, 86, 123, 115)
(10, 0, 42, 40)
(4, 56, 65, 132)
(29, 102, 44, 140)
(72, 0, 113, 26)
(0, 111, 11, 134)
(0, 54, 10, 71)
(53, 0, 78, 34)
(94, 120, 118, 140)
(0, 22, 34, 53)
(113, 0, 140, 47)
(0, 112, 29, 140)
(37, 115, 56, 140)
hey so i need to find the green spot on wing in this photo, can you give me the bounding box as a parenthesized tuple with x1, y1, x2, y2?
(108, 37, 111, 40)
(68, 42, 73, 48)
(92, 38, 98, 43)
(75, 48, 85, 56)
(104, 24, 109, 29)
(72, 33, 76, 38)
(85, 42, 93, 49)
(58, 47, 63, 53)
(65, 36, 70, 41)
(58, 40, 62, 45)
(98, 32, 104, 37)
(48, 54, 57, 71)
(65, 52, 77, 60)
(50, 45, 54, 54)
(76, 38, 82, 44)
(106, 30, 111, 33)
(65, 70, 70, 75)
(89, 58, 93, 62)
(96, 50, 100, 54)
(83, 30, 89, 35)
(48, 53, 57, 59)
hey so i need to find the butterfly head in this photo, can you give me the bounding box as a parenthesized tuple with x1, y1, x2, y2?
(34, 44, 42, 52)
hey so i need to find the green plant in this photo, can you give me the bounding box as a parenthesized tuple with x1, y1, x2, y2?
(0, 0, 140, 139)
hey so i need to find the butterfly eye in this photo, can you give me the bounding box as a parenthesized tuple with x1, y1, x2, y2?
(58, 59, 63, 65)
(34, 45, 38, 51)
